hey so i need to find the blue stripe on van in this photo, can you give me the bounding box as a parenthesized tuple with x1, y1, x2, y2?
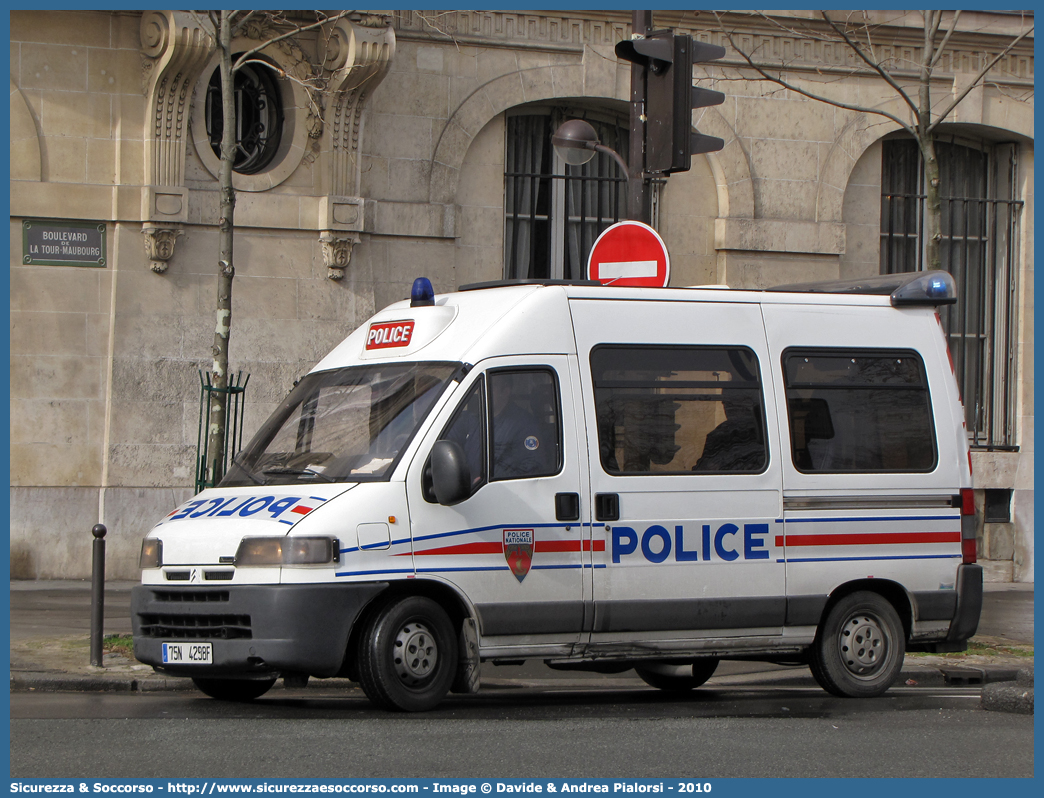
(335, 568, 415, 577)
(532, 564, 582, 570)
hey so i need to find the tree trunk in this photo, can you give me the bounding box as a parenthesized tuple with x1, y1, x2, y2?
(918, 15, 941, 273)
(920, 134, 942, 271)
(207, 10, 236, 486)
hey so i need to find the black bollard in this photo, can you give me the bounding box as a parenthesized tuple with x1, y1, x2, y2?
(90, 524, 107, 667)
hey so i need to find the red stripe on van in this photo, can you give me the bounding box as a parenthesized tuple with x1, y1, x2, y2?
(413, 542, 503, 556)
(408, 538, 605, 556)
(777, 531, 960, 548)
(537, 540, 605, 552)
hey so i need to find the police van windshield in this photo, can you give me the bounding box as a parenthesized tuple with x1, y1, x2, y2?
(220, 362, 461, 487)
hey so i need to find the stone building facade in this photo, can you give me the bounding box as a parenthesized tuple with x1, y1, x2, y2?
(9, 10, 1034, 581)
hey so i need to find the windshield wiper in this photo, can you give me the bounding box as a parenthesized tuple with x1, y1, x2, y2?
(226, 453, 263, 485)
(261, 466, 336, 483)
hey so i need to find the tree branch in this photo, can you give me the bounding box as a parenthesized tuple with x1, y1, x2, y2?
(230, 11, 259, 40)
(928, 10, 962, 70)
(928, 22, 1034, 133)
(713, 13, 917, 137)
(230, 11, 354, 73)
(820, 11, 919, 116)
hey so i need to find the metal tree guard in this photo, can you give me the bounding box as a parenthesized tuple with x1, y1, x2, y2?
(196, 371, 249, 493)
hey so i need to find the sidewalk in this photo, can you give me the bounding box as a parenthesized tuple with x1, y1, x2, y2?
(8, 580, 1034, 707)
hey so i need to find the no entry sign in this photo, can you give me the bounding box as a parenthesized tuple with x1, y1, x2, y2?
(586, 221, 670, 287)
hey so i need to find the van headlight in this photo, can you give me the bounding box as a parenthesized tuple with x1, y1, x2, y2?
(139, 538, 163, 569)
(235, 536, 340, 566)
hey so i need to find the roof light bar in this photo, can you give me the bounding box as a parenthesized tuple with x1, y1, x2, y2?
(768, 270, 957, 307)
(890, 271, 957, 306)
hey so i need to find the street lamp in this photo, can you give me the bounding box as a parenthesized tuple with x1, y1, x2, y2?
(551, 119, 630, 175)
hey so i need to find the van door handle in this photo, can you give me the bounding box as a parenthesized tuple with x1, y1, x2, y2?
(555, 493, 580, 522)
(595, 493, 619, 522)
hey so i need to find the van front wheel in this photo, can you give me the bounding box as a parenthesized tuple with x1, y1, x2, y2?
(810, 591, 904, 698)
(357, 596, 458, 712)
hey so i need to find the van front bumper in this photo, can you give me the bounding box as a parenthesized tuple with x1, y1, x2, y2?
(131, 582, 387, 678)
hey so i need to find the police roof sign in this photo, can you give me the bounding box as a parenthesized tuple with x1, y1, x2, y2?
(23, 219, 106, 267)
(586, 220, 670, 287)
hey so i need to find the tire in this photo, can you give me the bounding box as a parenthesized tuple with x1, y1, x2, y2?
(635, 658, 719, 692)
(192, 676, 276, 702)
(810, 591, 905, 698)
(357, 596, 458, 712)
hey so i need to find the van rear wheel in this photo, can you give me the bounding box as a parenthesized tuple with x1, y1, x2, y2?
(192, 676, 276, 702)
(357, 596, 458, 712)
(810, 591, 904, 698)
(635, 658, 719, 692)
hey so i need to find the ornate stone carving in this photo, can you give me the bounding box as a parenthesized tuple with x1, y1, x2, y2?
(142, 225, 184, 273)
(139, 12, 215, 190)
(351, 13, 393, 29)
(324, 18, 396, 198)
(319, 232, 359, 280)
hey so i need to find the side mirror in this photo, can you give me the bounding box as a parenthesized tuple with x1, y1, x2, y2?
(430, 440, 472, 506)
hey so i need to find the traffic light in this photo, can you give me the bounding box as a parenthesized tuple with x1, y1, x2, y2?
(616, 32, 726, 174)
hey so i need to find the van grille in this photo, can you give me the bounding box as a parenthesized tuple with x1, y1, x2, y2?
(139, 613, 251, 639)
(151, 590, 230, 603)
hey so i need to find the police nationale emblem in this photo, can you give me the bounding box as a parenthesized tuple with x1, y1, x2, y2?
(503, 528, 534, 582)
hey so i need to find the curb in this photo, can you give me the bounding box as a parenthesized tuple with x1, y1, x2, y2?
(9, 671, 365, 694)
(11, 672, 196, 693)
(980, 668, 1034, 715)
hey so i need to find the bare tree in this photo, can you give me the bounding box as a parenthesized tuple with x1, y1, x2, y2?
(713, 10, 1032, 270)
(188, 10, 353, 487)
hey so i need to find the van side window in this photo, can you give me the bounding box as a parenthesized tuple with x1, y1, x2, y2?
(591, 346, 767, 475)
(783, 349, 937, 472)
(433, 377, 487, 498)
(489, 369, 562, 480)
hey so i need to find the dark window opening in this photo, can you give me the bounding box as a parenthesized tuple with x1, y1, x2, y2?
(206, 60, 284, 175)
(984, 488, 1012, 523)
(505, 111, 630, 281)
(783, 349, 937, 473)
(427, 378, 487, 502)
(591, 346, 767, 475)
(489, 369, 562, 481)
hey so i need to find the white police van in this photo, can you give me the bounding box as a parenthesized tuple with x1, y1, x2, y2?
(132, 271, 982, 711)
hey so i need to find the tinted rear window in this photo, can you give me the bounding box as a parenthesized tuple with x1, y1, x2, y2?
(783, 349, 937, 473)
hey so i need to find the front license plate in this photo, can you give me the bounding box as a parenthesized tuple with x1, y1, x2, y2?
(162, 641, 213, 665)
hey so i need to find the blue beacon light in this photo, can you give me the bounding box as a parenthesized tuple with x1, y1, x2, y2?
(925, 276, 947, 298)
(411, 277, 435, 307)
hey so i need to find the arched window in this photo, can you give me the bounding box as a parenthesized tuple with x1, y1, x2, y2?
(504, 108, 632, 280)
(880, 136, 1023, 448)
(204, 59, 284, 175)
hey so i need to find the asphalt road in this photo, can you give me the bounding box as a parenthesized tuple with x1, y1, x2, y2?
(8, 581, 1034, 779)
(10, 681, 1034, 778)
